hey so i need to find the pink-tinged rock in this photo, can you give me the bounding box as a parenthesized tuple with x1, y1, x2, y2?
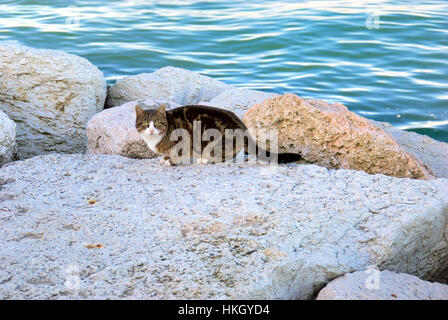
(242, 93, 436, 180)
(86, 99, 179, 159)
(316, 270, 448, 300)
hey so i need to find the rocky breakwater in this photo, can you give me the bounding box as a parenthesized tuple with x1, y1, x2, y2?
(100, 68, 447, 178)
(0, 154, 446, 299)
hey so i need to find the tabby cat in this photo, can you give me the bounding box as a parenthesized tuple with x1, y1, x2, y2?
(135, 104, 301, 165)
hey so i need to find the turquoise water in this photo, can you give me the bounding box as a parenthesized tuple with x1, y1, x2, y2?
(1, 0, 447, 142)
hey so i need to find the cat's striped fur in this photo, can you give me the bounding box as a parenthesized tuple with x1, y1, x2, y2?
(135, 104, 301, 165)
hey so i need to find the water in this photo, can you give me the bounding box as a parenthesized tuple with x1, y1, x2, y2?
(1, 0, 447, 142)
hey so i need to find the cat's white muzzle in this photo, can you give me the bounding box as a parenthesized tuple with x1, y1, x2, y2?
(140, 121, 163, 152)
(144, 121, 159, 136)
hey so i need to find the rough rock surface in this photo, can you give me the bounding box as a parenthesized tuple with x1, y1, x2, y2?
(243, 93, 436, 180)
(0, 154, 447, 299)
(86, 99, 179, 159)
(199, 89, 276, 117)
(316, 270, 448, 300)
(0, 44, 107, 159)
(0, 110, 16, 166)
(372, 121, 448, 179)
(106, 66, 233, 108)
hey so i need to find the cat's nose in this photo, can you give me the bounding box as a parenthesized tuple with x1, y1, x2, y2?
(149, 128, 155, 134)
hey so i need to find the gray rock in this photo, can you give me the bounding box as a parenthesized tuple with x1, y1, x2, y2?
(199, 88, 277, 117)
(316, 270, 448, 300)
(106, 67, 233, 108)
(0, 44, 107, 159)
(0, 110, 16, 166)
(372, 120, 448, 179)
(0, 154, 447, 299)
(86, 99, 179, 159)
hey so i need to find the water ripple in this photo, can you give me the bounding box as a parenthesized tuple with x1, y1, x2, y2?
(0, 0, 447, 141)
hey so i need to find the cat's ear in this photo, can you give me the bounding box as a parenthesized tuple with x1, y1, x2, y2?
(135, 105, 145, 118)
(156, 104, 166, 114)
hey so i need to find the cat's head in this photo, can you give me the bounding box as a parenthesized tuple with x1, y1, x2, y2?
(135, 104, 168, 137)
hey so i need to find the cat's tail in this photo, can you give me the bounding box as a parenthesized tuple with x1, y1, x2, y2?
(276, 152, 303, 163)
(244, 136, 302, 164)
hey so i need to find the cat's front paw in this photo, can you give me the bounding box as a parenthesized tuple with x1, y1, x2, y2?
(196, 158, 209, 165)
(160, 156, 173, 166)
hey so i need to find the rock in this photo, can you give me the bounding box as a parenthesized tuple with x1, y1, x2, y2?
(242, 93, 436, 180)
(199, 88, 277, 117)
(0, 110, 16, 166)
(106, 66, 233, 108)
(316, 270, 448, 300)
(372, 121, 448, 179)
(0, 154, 446, 299)
(86, 99, 179, 159)
(0, 44, 107, 159)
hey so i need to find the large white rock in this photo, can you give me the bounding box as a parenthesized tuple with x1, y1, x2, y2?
(0, 110, 16, 166)
(372, 121, 448, 179)
(199, 88, 277, 117)
(86, 99, 180, 159)
(0, 44, 107, 159)
(106, 66, 234, 108)
(0, 154, 447, 299)
(316, 270, 448, 300)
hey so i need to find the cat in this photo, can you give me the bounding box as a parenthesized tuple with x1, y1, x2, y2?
(135, 104, 301, 165)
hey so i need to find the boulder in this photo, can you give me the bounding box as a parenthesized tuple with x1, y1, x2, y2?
(199, 88, 277, 117)
(0, 110, 16, 166)
(242, 93, 436, 180)
(0, 44, 107, 159)
(86, 99, 179, 159)
(316, 270, 448, 300)
(372, 121, 448, 179)
(106, 66, 233, 108)
(0, 154, 446, 299)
